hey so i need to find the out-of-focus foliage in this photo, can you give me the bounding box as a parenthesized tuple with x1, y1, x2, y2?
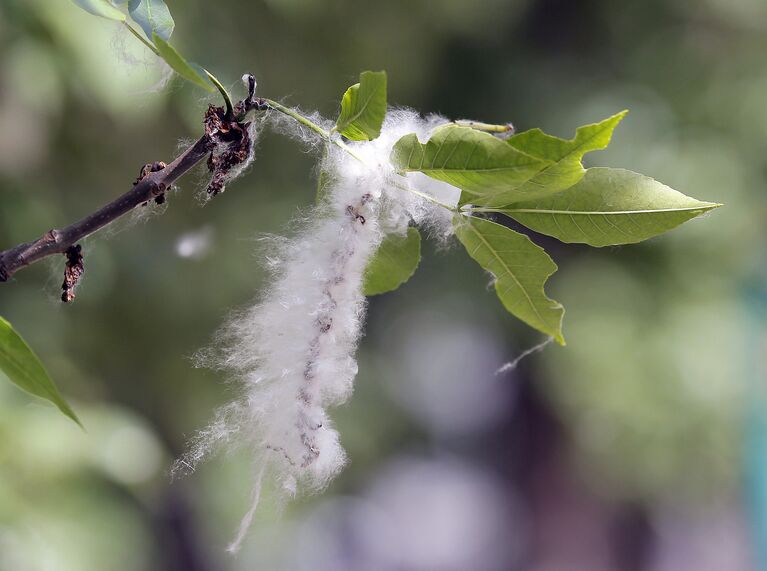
(152, 33, 214, 92)
(0, 0, 762, 568)
(0, 317, 80, 426)
(71, 0, 126, 22)
(127, 0, 175, 42)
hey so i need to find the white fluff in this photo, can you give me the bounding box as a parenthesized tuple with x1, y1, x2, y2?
(175, 108, 461, 552)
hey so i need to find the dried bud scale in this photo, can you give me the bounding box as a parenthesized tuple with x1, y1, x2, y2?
(61, 245, 84, 303)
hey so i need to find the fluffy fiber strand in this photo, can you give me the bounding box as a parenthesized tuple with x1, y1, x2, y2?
(174, 109, 461, 552)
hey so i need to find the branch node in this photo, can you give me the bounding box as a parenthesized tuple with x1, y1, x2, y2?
(135, 161, 168, 204)
(61, 245, 84, 303)
(204, 105, 254, 196)
(234, 74, 268, 119)
(44, 229, 60, 244)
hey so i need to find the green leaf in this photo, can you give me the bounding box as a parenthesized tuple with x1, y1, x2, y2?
(453, 215, 565, 344)
(363, 228, 422, 296)
(152, 34, 214, 92)
(71, 0, 127, 21)
(0, 317, 82, 427)
(335, 71, 387, 141)
(391, 112, 628, 208)
(128, 0, 174, 41)
(390, 125, 549, 207)
(501, 168, 721, 247)
(503, 110, 627, 202)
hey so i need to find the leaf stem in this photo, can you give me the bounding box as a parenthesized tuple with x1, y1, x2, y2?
(333, 139, 368, 163)
(262, 99, 458, 212)
(466, 205, 723, 215)
(462, 207, 505, 214)
(205, 70, 234, 118)
(391, 177, 459, 212)
(263, 98, 366, 162)
(123, 21, 160, 56)
(454, 120, 514, 134)
(122, 23, 233, 116)
(263, 98, 329, 138)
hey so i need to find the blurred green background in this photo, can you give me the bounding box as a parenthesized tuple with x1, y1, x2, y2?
(0, 0, 764, 569)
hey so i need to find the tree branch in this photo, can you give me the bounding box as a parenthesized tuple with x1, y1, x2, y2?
(0, 75, 267, 290)
(0, 134, 214, 284)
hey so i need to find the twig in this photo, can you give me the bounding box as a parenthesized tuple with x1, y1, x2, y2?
(0, 76, 267, 288)
(0, 135, 216, 284)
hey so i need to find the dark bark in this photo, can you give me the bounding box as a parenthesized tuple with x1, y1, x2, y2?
(0, 135, 213, 283)
(0, 75, 266, 289)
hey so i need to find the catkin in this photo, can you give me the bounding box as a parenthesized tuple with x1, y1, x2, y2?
(175, 108, 461, 552)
